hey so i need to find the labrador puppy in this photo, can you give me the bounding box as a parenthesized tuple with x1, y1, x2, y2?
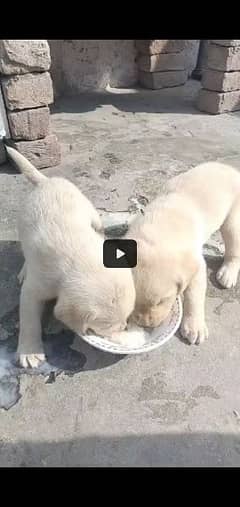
(6, 146, 135, 368)
(127, 161, 240, 344)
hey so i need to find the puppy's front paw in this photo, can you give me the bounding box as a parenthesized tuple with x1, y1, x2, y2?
(17, 353, 46, 369)
(216, 262, 239, 289)
(180, 317, 208, 345)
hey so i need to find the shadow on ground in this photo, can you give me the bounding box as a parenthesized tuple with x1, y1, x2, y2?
(0, 240, 123, 410)
(0, 159, 19, 176)
(1, 432, 240, 466)
(51, 81, 202, 117)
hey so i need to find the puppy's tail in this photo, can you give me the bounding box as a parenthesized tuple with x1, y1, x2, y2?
(5, 145, 47, 185)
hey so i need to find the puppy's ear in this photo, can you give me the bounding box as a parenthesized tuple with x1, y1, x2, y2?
(134, 238, 155, 268)
(54, 297, 77, 330)
(54, 296, 95, 335)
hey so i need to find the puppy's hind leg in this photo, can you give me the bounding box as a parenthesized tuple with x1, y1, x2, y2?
(17, 279, 46, 368)
(217, 198, 240, 289)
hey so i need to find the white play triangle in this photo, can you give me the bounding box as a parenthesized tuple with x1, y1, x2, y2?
(116, 248, 125, 259)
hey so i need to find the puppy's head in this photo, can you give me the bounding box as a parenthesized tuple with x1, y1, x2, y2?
(54, 268, 135, 338)
(132, 239, 199, 328)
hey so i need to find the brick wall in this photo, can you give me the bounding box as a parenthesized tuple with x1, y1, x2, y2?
(0, 40, 61, 168)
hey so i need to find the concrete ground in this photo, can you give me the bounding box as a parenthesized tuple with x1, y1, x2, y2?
(1, 80, 240, 467)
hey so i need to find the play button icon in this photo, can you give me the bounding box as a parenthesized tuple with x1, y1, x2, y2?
(116, 248, 125, 259)
(103, 239, 137, 268)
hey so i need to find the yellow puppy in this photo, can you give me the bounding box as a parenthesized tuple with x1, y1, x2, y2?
(127, 161, 240, 344)
(7, 146, 135, 368)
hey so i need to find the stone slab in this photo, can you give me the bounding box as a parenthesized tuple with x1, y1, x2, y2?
(8, 107, 50, 141)
(136, 40, 186, 55)
(197, 88, 240, 114)
(0, 40, 50, 75)
(139, 69, 188, 89)
(2, 72, 53, 111)
(207, 44, 240, 72)
(138, 53, 186, 72)
(202, 69, 240, 92)
(7, 134, 61, 169)
(212, 40, 240, 47)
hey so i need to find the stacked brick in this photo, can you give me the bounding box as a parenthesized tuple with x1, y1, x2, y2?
(136, 40, 188, 90)
(0, 40, 61, 168)
(198, 40, 240, 114)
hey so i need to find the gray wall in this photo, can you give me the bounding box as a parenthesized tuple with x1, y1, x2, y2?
(48, 40, 138, 96)
(48, 40, 200, 97)
(185, 40, 200, 76)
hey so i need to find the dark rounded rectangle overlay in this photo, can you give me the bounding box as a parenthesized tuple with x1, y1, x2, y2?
(103, 239, 137, 268)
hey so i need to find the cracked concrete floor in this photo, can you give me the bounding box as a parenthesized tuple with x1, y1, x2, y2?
(1, 80, 240, 467)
